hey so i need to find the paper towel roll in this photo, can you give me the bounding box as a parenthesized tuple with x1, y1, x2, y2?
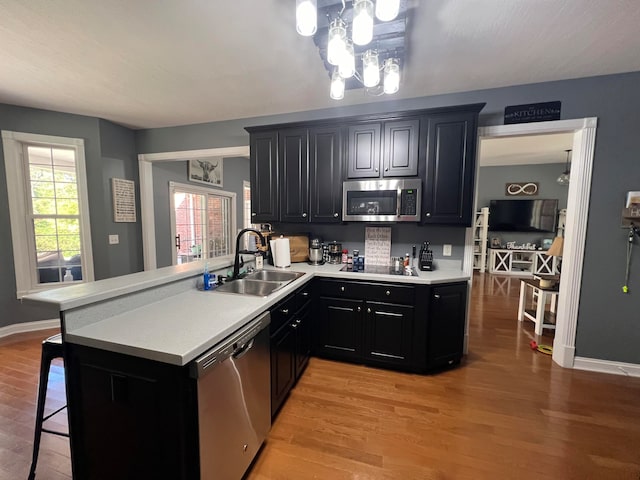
(270, 238, 291, 268)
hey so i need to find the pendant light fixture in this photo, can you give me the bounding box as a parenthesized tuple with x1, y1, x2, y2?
(557, 149, 571, 186)
(383, 58, 400, 94)
(362, 49, 380, 87)
(375, 0, 400, 21)
(352, 0, 374, 46)
(295, 0, 317, 36)
(327, 18, 347, 66)
(338, 41, 355, 79)
(330, 68, 345, 100)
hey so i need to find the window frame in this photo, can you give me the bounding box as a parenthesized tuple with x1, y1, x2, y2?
(2, 131, 95, 297)
(168, 181, 237, 265)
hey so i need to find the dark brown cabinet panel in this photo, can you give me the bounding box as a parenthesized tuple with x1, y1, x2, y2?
(270, 321, 296, 417)
(422, 111, 478, 225)
(250, 131, 279, 223)
(279, 128, 309, 223)
(382, 119, 419, 177)
(347, 123, 381, 178)
(316, 296, 363, 361)
(363, 301, 414, 368)
(427, 282, 468, 369)
(309, 126, 343, 222)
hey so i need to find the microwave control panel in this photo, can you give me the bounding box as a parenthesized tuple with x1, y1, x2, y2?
(400, 189, 418, 215)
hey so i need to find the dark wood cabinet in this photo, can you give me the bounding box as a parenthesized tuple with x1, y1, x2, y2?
(347, 123, 381, 178)
(250, 131, 279, 223)
(316, 296, 363, 361)
(421, 110, 479, 226)
(382, 118, 419, 177)
(279, 128, 309, 223)
(270, 318, 296, 417)
(427, 282, 468, 369)
(363, 301, 414, 368)
(309, 126, 344, 222)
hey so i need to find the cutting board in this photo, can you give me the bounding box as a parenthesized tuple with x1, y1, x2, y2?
(273, 234, 309, 262)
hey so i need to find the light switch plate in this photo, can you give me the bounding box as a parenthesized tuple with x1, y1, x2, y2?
(443, 244, 452, 256)
(109, 234, 119, 245)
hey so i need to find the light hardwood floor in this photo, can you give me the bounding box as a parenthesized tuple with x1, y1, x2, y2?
(2, 273, 640, 479)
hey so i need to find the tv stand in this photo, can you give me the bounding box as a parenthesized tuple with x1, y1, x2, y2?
(488, 248, 558, 276)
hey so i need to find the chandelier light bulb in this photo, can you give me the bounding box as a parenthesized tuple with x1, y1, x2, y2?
(352, 0, 374, 46)
(375, 0, 400, 22)
(362, 49, 380, 87)
(339, 41, 355, 78)
(330, 69, 345, 100)
(296, 0, 317, 36)
(383, 58, 400, 94)
(327, 18, 347, 66)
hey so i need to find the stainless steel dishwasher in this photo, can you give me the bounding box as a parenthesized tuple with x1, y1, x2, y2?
(190, 311, 271, 480)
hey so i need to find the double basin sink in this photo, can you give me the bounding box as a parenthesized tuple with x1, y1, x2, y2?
(214, 270, 305, 297)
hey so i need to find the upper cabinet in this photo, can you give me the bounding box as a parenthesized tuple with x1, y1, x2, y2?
(421, 108, 482, 226)
(346, 119, 418, 179)
(246, 103, 484, 226)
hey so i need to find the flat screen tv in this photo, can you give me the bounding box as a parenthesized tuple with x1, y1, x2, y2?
(489, 199, 558, 232)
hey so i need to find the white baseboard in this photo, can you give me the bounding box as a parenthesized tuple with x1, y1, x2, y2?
(0, 319, 59, 339)
(573, 356, 640, 377)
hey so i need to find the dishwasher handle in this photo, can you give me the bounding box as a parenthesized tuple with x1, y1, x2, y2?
(231, 338, 255, 360)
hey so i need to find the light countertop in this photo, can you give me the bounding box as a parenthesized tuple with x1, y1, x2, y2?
(27, 260, 469, 367)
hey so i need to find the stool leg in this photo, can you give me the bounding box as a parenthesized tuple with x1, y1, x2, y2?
(28, 347, 53, 480)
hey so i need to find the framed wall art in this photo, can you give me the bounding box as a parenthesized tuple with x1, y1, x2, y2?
(188, 158, 223, 187)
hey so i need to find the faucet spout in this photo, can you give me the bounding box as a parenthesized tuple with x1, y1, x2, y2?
(231, 228, 267, 280)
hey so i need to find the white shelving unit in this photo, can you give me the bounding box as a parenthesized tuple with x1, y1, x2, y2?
(557, 208, 567, 238)
(488, 249, 558, 276)
(473, 207, 489, 272)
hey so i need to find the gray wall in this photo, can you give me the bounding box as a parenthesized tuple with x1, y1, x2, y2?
(136, 71, 640, 364)
(477, 163, 569, 246)
(152, 157, 250, 268)
(0, 105, 143, 327)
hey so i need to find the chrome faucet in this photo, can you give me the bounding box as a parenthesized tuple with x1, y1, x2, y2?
(231, 228, 267, 280)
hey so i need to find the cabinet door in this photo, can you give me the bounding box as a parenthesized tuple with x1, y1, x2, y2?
(363, 302, 414, 368)
(382, 119, 419, 177)
(270, 324, 296, 417)
(347, 123, 381, 178)
(250, 131, 279, 222)
(279, 128, 309, 223)
(309, 126, 343, 222)
(428, 282, 467, 369)
(294, 306, 312, 379)
(422, 111, 478, 225)
(316, 297, 363, 361)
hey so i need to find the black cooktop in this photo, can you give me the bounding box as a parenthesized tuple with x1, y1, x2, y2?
(340, 265, 419, 276)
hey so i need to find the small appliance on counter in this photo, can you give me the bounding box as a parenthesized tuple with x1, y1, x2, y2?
(419, 242, 434, 271)
(327, 241, 342, 264)
(308, 238, 324, 265)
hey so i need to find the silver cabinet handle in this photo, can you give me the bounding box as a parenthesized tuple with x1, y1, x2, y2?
(357, 306, 361, 312)
(251, 212, 256, 217)
(367, 307, 371, 313)
(434, 294, 440, 299)
(281, 308, 289, 315)
(340, 286, 345, 292)
(301, 291, 309, 297)
(386, 290, 391, 296)
(296, 319, 301, 324)
(291, 322, 298, 329)
(333, 212, 339, 217)
(375, 168, 379, 172)
(302, 213, 307, 217)
(426, 212, 431, 217)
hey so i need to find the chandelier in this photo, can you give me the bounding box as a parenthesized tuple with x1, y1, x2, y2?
(295, 0, 407, 100)
(557, 149, 571, 186)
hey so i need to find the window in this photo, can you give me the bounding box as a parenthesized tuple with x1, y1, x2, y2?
(2, 131, 94, 297)
(169, 182, 236, 265)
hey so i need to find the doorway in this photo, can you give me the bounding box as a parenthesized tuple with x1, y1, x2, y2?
(465, 118, 598, 368)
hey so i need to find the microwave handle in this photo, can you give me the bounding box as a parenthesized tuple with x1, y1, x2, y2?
(397, 188, 402, 217)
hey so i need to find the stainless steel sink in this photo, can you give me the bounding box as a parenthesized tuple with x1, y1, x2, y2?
(245, 270, 305, 282)
(214, 279, 284, 297)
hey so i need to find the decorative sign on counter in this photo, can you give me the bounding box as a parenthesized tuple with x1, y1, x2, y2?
(364, 227, 392, 266)
(506, 241, 537, 251)
(112, 178, 137, 222)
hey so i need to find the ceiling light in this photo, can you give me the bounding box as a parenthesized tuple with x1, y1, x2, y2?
(375, 0, 400, 21)
(338, 41, 355, 79)
(352, 0, 374, 46)
(330, 69, 345, 100)
(296, 0, 317, 36)
(383, 58, 400, 94)
(557, 149, 571, 186)
(362, 50, 380, 88)
(327, 18, 347, 66)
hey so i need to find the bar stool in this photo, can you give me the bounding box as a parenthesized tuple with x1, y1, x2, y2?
(28, 333, 69, 480)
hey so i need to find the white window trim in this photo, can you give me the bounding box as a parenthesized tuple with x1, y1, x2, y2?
(168, 181, 237, 265)
(2, 130, 95, 298)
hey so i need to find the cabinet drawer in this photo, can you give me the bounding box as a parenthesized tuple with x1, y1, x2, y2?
(317, 279, 414, 305)
(270, 295, 297, 333)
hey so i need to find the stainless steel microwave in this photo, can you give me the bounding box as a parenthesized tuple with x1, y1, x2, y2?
(342, 179, 421, 222)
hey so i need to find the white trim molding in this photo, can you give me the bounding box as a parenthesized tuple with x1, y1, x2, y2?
(574, 357, 640, 377)
(138, 146, 249, 270)
(476, 117, 598, 369)
(0, 319, 60, 339)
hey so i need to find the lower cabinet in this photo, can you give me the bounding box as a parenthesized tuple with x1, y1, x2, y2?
(363, 301, 414, 369)
(270, 283, 313, 418)
(427, 282, 468, 369)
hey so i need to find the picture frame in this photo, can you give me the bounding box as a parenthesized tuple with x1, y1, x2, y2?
(188, 158, 223, 187)
(491, 237, 502, 248)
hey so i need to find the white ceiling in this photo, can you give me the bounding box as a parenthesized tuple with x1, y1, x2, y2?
(0, 0, 639, 129)
(479, 132, 574, 166)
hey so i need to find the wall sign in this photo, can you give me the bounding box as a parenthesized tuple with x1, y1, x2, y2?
(112, 178, 137, 222)
(505, 182, 539, 196)
(504, 101, 561, 124)
(364, 227, 392, 266)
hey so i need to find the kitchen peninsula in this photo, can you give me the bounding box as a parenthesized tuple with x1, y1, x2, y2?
(25, 258, 470, 479)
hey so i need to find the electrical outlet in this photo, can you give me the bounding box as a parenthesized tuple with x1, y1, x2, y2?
(108, 234, 119, 245)
(443, 244, 452, 256)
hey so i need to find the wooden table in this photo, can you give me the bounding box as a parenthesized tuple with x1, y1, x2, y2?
(517, 278, 559, 335)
